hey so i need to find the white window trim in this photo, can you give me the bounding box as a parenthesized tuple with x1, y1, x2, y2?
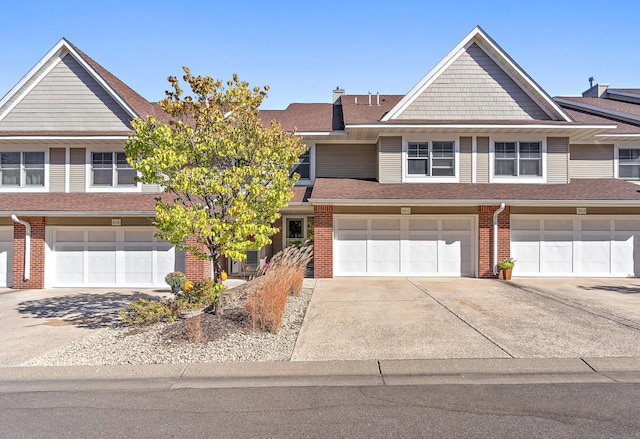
(0, 149, 49, 192)
(282, 215, 313, 249)
(294, 143, 315, 186)
(401, 136, 460, 183)
(489, 136, 547, 183)
(614, 143, 640, 184)
(85, 149, 141, 193)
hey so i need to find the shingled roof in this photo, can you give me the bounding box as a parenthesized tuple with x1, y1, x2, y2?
(310, 178, 640, 204)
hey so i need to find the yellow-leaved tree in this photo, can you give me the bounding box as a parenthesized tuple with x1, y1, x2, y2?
(125, 68, 307, 281)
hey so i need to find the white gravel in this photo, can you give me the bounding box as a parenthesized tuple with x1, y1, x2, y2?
(21, 288, 313, 366)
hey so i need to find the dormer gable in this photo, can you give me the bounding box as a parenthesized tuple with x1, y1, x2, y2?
(0, 38, 153, 133)
(383, 26, 572, 122)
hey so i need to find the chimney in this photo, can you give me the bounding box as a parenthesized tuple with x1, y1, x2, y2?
(333, 86, 345, 103)
(583, 79, 609, 98)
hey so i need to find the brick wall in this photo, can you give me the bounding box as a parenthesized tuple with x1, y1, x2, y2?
(313, 205, 333, 278)
(184, 237, 212, 282)
(12, 216, 45, 289)
(478, 205, 511, 279)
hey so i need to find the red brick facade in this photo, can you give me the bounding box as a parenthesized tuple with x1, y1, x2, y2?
(313, 205, 333, 278)
(12, 216, 45, 289)
(478, 205, 511, 279)
(184, 237, 212, 282)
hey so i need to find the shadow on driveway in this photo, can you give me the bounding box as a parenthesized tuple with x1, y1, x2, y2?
(17, 291, 160, 329)
(579, 285, 640, 295)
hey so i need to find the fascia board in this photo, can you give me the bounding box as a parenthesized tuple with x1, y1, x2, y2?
(308, 198, 640, 207)
(345, 123, 616, 130)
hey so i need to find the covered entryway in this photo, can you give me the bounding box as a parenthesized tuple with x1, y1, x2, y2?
(333, 215, 475, 276)
(511, 216, 640, 277)
(0, 226, 13, 287)
(48, 227, 185, 287)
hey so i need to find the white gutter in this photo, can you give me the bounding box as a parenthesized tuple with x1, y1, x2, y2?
(11, 215, 30, 281)
(492, 203, 506, 276)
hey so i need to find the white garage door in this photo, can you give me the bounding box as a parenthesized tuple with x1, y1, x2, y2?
(334, 215, 475, 277)
(0, 227, 13, 287)
(50, 228, 186, 287)
(511, 216, 640, 277)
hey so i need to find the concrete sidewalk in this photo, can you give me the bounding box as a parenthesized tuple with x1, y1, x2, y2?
(1, 357, 639, 392)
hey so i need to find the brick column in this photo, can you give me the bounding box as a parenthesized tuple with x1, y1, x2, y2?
(478, 205, 511, 279)
(184, 237, 212, 282)
(12, 216, 45, 289)
(313, 205, 333, 278)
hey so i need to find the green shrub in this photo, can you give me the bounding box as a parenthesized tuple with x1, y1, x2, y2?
(119, 298, 177, 325)
(177, 278, 223, 310)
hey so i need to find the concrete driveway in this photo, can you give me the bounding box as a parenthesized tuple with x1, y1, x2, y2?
(0, 288, 170, 367)
(291, 277, 640, 361)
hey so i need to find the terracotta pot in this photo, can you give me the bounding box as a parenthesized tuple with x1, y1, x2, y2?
(503, 267, 513, 280)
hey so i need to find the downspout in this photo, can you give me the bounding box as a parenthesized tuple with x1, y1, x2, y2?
(492, 203, 506, 276)
(11, 215, 30, 281)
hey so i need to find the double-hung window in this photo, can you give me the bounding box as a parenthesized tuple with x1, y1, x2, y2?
(0, 152, 45, 187)
(91, 152, 136, 187)
(618, 148, 640, 180)
(407, 141, 455, 177)
(494, 141, 541, 177)
(291, 150, 310, 180)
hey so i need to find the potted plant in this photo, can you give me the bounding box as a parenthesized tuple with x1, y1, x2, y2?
(498, 257, 516, 280)
(165, 271, 187, 294)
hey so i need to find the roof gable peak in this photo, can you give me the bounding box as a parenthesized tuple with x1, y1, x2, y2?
(382, 26, 572, 122)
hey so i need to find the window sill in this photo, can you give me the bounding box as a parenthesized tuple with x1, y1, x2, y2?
(403, 175, 460, 183)
(492, 176, 546, 184)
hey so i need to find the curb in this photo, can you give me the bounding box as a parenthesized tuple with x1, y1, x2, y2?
(1, 357, 639, 392)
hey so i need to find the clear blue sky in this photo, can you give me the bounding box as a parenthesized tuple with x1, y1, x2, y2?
(1, 0, 638, 110)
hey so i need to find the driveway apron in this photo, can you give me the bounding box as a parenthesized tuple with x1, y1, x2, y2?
(291, 278, 509, 361)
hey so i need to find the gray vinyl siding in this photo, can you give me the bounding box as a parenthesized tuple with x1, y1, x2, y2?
(546, 137, 569, 183)
(49, 148, 66, 192)
(569, 144, 614, 178)
(476, 137, 490, 183)
(459, 136, 472, 183)
(0, 54, 131, 132)
(378, 136, 402, 183)
(316, 144, 377, 179)
(69, 148, 86, 192)
(397, 44, 551, 121)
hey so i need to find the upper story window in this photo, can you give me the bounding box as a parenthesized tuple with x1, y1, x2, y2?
(91, 152, 136, 187)
(618, 148, 640, 180)
(0, 152, 44, 187)
(494, 141, 542, 177)
(291, 150, 310, 180)
(403, 138, 458, 182)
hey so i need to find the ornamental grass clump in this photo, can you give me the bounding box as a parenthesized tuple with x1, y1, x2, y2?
(246, 245, 313, 332)
(119, 298, 177, 325)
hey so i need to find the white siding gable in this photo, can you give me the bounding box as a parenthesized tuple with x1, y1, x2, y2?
(396, 43, 551, 121)
(0, 54, 131, 132)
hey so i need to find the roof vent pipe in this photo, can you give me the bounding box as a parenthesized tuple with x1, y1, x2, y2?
(376, 92, 380, 106)
(355, 96, 358, 105)
(11, 215, 30, 281)
(368, 91, 372, 106)
(492, 203, 506, 276)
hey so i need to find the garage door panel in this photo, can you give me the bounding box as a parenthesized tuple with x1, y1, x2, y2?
(51, 228, 180, 287)
(512, 216, 640, 277)
(334, 216, 475, 277)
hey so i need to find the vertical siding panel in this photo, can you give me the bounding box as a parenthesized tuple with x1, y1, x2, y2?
(316, 144, 377, 179)
(378, 136, 402, 183)
(569, 144, 614, 178)
(476, 137, 490, 183)
(547, 137, 569, 183)
(49, 148, 66, 192)
(459, 136, 472, 183)
(69, 148, 86, 192)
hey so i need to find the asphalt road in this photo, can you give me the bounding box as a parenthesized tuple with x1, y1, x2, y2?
(1, 382, 639, 438)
